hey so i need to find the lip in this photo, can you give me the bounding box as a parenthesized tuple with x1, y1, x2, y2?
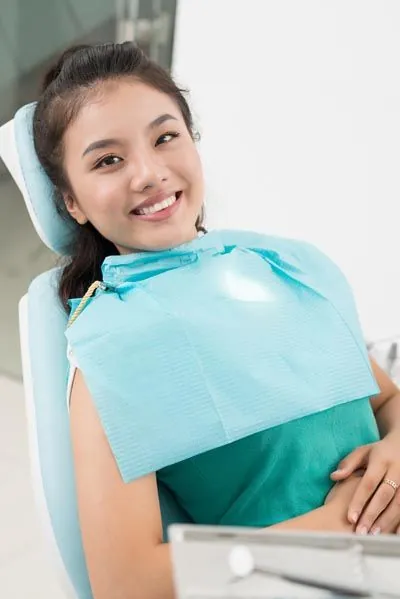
(131, 191, 180, 213)
(130, 191, 182, 222)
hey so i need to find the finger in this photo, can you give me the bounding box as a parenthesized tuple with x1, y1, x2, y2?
(331, 446, 370, 480)
(355, 477, 397, 534)
(347, 462, 387, 524)
(370, 490, 400, 535)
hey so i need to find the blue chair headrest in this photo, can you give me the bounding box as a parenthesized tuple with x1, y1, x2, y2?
(0, 102, 78, 255)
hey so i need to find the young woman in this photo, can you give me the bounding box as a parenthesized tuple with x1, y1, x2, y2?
(33, 42, 400, 599)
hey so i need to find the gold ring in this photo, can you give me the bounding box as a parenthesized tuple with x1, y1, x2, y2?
(383, 478, 399, 491)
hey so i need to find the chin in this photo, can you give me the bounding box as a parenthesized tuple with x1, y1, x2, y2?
(149, 228, 198, 251)
(119, 226, 198, 254)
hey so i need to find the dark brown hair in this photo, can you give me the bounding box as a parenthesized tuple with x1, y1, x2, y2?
(33, 42, 204, 312)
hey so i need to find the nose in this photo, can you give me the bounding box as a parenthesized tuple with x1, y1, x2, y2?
(129, 148, 169, 192)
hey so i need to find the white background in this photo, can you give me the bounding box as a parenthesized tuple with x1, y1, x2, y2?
(173, 0, 400, 343)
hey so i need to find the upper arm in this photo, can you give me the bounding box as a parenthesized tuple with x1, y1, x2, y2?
(69, 369, 164, 599)
(369, 357, 400, 413)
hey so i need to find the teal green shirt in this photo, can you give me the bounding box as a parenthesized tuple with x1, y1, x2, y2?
(158, 398, 379, 527)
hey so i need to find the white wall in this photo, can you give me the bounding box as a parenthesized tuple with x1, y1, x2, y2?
(173, 0, 400, 342)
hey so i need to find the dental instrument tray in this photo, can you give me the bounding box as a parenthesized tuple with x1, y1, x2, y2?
(170, 524, 400, 598)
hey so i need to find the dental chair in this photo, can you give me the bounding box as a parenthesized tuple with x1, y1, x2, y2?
(0, 103, 189, 599)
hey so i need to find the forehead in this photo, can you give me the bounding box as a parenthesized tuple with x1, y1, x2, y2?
(65, 80, 182, 148)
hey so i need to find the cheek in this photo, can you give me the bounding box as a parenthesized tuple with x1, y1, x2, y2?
(80, 176, 126, 217)
(174, 147, 203, 188)
(191, 155, 205, 200)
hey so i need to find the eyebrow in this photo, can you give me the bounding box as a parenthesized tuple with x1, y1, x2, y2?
(82, 138, 122, 158)
(148, 113, 178, 130)
(82, 113, 178, 158)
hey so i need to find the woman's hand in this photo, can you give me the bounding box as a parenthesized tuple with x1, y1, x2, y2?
(325, 469, 364, 506)
(330, 432, 400, 534)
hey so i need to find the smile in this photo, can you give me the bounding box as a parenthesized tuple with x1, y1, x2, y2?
(135, 194, 177, 215)
(131, 191, 182, 221)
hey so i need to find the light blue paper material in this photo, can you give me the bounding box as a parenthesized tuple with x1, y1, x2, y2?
(66, 229, 379, 483)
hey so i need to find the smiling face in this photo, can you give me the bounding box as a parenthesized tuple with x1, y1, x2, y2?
(61, 79, 204, 253)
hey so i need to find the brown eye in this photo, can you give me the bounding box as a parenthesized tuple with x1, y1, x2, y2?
(94, 155, 123, 169)
(156, 132, 180, 146)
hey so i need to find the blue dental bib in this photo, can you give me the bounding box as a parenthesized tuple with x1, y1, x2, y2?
(66, 230, 378, 483)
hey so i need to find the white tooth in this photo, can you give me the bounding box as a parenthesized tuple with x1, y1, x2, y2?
(137, 194, 177, 216)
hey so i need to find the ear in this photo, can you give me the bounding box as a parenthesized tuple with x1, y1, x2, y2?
(63, 192, 88, 225)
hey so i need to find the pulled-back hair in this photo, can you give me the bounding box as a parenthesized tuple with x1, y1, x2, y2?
(33, 42, 203, 311)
